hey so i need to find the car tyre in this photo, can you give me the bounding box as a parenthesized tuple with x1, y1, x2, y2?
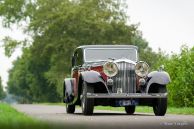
(81, 82, 94, 115)
(66, 104, 75, 114)
(125, 105, 135, 115)
(153, 86, 167, 116)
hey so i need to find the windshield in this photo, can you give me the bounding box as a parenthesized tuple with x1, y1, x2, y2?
(84, 48, 138, 62)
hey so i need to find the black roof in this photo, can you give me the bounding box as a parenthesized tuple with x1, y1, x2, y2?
(77, 45, 138, 49)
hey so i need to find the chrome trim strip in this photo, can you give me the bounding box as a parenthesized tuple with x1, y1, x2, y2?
(114, 59, 136, 65)
(86, 93, 168, 98)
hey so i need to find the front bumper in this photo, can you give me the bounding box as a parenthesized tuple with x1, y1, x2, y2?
(86, 93, 168, 99)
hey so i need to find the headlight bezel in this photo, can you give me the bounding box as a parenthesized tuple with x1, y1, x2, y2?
(103, 61, 118, 77)
(135, 61, 149, 77)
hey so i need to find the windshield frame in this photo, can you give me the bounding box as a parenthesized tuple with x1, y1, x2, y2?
(83, 47, 138, 63)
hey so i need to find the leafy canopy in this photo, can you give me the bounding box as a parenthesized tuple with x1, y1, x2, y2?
(1, 0, 152, 102)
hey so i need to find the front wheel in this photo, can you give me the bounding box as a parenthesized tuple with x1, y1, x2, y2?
(153, 86, 167, 116)
(125, 105, 135, 115)
(81, 82, 94, 115)
(66, 104, 75, 114)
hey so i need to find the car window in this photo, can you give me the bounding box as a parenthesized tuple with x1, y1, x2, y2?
(74, 49, 83, 66)
(84, 48, 137, 62)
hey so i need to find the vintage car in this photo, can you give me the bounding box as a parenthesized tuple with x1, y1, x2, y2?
(63, 45, 170, 116)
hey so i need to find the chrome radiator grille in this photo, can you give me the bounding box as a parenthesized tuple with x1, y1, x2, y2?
(111, 62, 136, 93)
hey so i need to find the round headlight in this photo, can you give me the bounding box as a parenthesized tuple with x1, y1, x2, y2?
(103, 61, 118, 77)
(135, 61, 149, 77)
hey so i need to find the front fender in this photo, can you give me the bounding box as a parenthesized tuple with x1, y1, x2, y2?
(146, 71, 171, 93)
(81, 70, 108, 93)
(63, 78, 76, 104)
(81, 70, 106, 84)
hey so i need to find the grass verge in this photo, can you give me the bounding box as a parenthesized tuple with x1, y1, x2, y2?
(95, 106, 194, 115)
(0, 103, 51, 129)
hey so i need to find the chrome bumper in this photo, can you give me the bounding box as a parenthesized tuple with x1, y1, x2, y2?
(86, 93, 168, 98)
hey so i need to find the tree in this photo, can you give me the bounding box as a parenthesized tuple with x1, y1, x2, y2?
(151, 45, 194, 107)
(7, 48, 60, 103)
(165, 46, 194, 107)
(1, 0, 151, 101)
(0, 77, 6, 99)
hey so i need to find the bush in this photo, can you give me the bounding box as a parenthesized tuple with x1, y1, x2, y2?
(165, 46, 194, 107)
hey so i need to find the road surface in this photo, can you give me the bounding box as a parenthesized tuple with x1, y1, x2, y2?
(13, 104, 194, 129)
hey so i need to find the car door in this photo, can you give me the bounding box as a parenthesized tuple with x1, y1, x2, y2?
(71, 48, 83, 96)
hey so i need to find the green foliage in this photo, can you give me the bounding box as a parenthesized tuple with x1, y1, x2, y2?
(1, 0, 150, 101)
(2, 37, 22, 57)
(152, 45, 194, 107)
(0, 77, 6, 99)
(166, 46, 194, 107)
(7, 48, 60, 103)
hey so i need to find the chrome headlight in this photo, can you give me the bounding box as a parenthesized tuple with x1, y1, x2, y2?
(135, 61, 149, 77)
(103, 61, 118, 77)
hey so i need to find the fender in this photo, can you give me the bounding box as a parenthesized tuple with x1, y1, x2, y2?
(80, 70, 108, 93)
(81, 70, 106, 84)
(63, 78, 76, 104)
(146, 71, 171, 93)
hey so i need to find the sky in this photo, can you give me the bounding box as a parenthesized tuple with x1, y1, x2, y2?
(0, 0, 194, 87)
(0, 22, 23, 88)
(126, 0, 194, 52)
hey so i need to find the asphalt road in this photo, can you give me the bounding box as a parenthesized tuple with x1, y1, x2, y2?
(13, 104, 194, 129)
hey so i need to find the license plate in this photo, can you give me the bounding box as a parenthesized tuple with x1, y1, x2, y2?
(122, 100, 131, 106)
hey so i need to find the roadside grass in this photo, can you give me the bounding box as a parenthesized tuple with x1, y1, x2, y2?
(34, 102, 64, 106)
(0, 103, 52, 129)
(95, 106, 194, 115)
(0, 103, 88, 129)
